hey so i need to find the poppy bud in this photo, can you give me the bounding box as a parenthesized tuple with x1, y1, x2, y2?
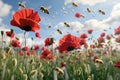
(1, 31, 4, 36)
(35, 32, 41, 38)
(13, 58, 17, 67)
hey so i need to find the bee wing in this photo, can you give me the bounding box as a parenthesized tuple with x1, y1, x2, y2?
(46, 6, 52, 9)
(44, 9, 49, 14)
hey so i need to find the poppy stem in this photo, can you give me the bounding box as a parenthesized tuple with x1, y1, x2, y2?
(24, 31, 27, 47)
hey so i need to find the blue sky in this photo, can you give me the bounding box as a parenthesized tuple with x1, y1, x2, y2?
(0, 0, 120, 46)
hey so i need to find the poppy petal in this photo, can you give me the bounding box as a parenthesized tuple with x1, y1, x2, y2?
(21, 8, 33, 18)
(29, 11, 41, 22)
(10, 19, 20, 27)
(19, 18, 40, 32)
(12, 8, 33, 25)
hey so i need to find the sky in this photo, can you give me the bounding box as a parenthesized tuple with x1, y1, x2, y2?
(0, 0, 120, 47)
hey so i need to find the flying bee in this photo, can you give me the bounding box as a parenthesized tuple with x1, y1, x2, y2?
(18, 2, 25, 8)
(98, 10, 105, 15)
(61, 7, 65, 10)
(64, 22, 70, 27)
(15, 37, 19, 40)
(48, 25, 52, 28)
(40, 6, 50, 14)
(81, 14, 85, 18)
(57, 29, 62, 34)
(72, 2, 78, 7)
(63, 11, 67, 14)
(87, 8, 91, 13)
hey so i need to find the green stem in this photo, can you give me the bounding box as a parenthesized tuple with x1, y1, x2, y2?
(2, 35, 4, 50)
(24, 31, 27, 47)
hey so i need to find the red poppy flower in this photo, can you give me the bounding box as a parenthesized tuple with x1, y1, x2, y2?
(11, 40, 21, 48)
(87, 29, 93, 34)
(106, 34, 111, 40)
(116, 36, 120, 43)
(79, 39, 88, 48)
(97, 43, 104, 48)
(93, 56, 98, 62)
(79, 39, 87, 45)
(114, 61, 120, 68)
(22, 46, 29, 51)
(35, 32, 41, 38)
(6, 31, 15, 38)
(44, 37, 54, 46)
(61, 62, 66, 67)
(90, 44, 96, 48)
(100, 32, 105, 37)
(10, 8, 41, 32)
(34, 45, 40, 50)
(80, 33, 88, 39)
(115, 26, 120, 35)
(26, 51, 31, 56)
(41, 49, 54, 60)
(75, 12, 82, 18)
(97, 37, 105, 43)
(58, 34, 80, 53)
(19, 52, 24, 56)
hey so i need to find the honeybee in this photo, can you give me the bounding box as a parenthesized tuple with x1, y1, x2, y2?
(40, 6, 49, 14)
(15, 37, 19, 40)
(48, 25, 52, 28)
(64, 22, 70, 27)
(87, 8, 91, 13)
(72, 2, 78, 7)
(57, 29, 62, 34)
(18, 2, 25, 8)
(81, 14, 85, 18)
(98, 10, 105, 15)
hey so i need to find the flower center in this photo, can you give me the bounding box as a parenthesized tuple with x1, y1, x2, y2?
(22, 25, 32, 31)
(67, 46, 74, 51)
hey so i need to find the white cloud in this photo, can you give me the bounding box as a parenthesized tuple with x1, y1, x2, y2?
(55, 3, 120, 32)
(64, 0, 107, 6)
(0, 18, 2, 23)
(83, 3, 120, 30)
(84, 19, 109, 30)
(55, 21, 83, 32)
(70, 21, 84, 31)
(0, 0, 12, 17)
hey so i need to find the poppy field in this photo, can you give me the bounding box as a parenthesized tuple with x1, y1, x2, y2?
(1, 0, 120, 80)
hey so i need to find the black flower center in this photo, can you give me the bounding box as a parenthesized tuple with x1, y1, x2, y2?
(67, 46, 74, 51)
(43, 53, 48, 57)
(22, 25, 32, 31)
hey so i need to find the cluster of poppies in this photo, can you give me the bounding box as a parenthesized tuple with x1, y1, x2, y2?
(6, 8, 120, 68)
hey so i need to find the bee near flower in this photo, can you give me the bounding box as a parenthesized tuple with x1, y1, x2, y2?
(19, 67, 23, 74)
(0, 53, 6, 60)
(40, 6, 50, 14)
(30, 70, 37, 76)
(55, 67, 64, 75)
(12, 58, 17, 67)
(18, 2, 26, 8)
(95, 59, 104, 64)
(23, 74, 28, 80)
